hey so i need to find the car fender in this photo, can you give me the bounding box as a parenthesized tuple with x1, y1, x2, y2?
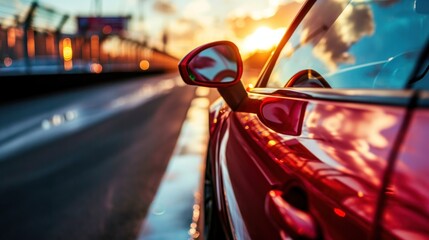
(208, 98, 235, 238)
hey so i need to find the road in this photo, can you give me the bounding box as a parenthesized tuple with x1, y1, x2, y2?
(0, 73, 216, 240)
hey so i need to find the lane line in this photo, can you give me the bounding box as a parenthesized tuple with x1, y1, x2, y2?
(138, 87, 209, 240)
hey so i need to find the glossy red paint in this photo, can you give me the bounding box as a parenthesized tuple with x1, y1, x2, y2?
(380, 108, 429, 239)
(334, 208, 346, 218)
(266, 190, 318, 239)
(258, 97, 307, 136)
(206, 93, 424, 239)
(212, 89, 408, 239)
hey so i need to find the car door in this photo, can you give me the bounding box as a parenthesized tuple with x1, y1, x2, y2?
(217, 0, 428, 239)
(377, 46, 429, 239)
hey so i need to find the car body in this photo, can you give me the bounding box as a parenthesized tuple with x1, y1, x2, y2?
(179, 0, 429, 239)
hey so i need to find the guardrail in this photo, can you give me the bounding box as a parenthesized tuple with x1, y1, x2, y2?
(0, 1, 178, 76)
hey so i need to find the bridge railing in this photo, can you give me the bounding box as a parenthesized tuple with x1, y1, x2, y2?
(0, 1, 177, 76)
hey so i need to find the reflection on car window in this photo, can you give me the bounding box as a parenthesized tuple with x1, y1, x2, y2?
(267, 0, 429, 89)
(410, 45, 429, 90)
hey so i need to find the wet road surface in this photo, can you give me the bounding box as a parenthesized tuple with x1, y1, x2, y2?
(0, 73, 203, 240)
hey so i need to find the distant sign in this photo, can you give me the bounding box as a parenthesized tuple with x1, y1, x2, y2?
(77, 16, 130, 36)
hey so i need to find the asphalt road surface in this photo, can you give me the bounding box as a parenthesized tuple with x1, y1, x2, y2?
(0, 73, 213, 240)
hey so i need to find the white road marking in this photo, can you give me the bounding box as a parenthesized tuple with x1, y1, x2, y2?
(138, 87, 209, 240)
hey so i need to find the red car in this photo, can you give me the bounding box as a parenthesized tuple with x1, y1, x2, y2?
(179, 0, 429, 239)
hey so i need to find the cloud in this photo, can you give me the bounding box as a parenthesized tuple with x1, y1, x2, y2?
(183, 0, 211, 15)
(153, 0, 176, 14)
(182, 0, 214, 26)
(167, 18, 206, 56)
(301, 0, 404, 71)
(228, 1, 302, 38)
(302, 2, 374, 71)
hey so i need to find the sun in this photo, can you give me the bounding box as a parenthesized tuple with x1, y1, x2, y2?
(241, 26, 285, 55)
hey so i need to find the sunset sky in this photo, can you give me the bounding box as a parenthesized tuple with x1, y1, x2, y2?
(11, 0, 302, 57)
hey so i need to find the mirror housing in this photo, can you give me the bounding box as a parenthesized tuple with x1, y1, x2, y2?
(178, 41, 248, 111)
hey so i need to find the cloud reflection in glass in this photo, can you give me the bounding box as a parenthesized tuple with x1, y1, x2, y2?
(187, 45, 238, 84)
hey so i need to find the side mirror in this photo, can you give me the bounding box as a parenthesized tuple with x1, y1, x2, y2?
(178, 41, 248, 111)
(179, 41, 243, 87)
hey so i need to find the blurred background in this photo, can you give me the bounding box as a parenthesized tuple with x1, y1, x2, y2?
(0, 0, 302, 77)
(0, 0, 302, 239)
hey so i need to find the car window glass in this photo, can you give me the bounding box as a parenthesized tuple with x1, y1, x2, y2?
(410, 48, 429, 90)
(266, 0, 429, 89)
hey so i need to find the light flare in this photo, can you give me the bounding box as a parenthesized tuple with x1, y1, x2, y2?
(62, 38, 73, 61)
(241, 26, 285, 55)
(4, 57, 12, 67)
(139, 60, 150, 70)
(90, 63, 103, 73)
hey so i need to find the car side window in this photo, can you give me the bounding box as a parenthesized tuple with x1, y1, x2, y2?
(409, 46, 429, 90)
(266, 0, 429, 89)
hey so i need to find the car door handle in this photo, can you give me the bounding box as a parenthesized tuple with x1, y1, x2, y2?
(265, 190, 318, 239)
